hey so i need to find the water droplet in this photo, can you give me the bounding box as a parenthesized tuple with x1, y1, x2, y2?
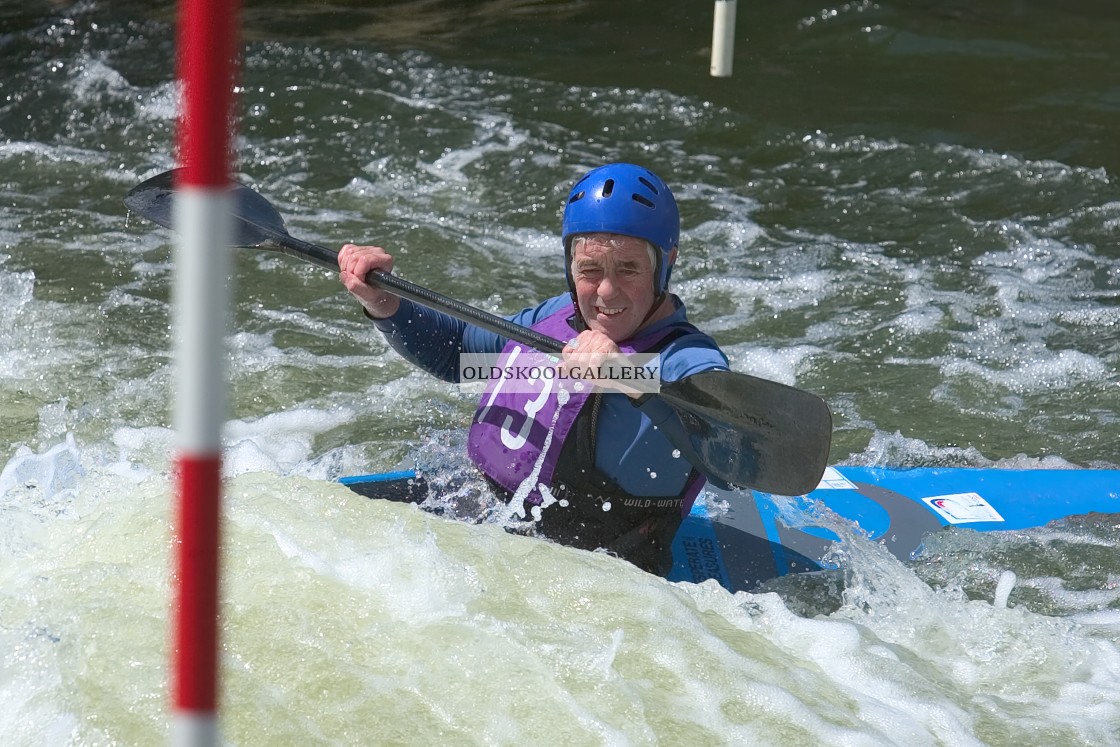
(649, 472, 657, 479)
(601, 501, 611, 512)
(671, 449, 681, 459)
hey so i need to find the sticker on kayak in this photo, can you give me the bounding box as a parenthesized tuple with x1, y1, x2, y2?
(814, 467, 858, 491)
(922, 492, 1006, 524)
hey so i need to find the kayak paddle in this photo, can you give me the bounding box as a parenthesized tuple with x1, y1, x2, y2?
(124, 169, 832, 495)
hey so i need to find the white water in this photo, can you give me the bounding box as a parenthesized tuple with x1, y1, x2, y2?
(2, 418, 1119, 745)
(3, 2, 1120, 743)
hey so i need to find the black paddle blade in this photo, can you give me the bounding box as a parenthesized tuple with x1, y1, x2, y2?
(124, 168, 290, 248)
(661, 370, 832, 496)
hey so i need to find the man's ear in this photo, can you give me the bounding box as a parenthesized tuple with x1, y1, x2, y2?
(668, 247, 678, 265)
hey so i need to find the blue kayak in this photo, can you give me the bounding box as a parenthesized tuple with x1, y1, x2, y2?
(341, 466, 1120, 593)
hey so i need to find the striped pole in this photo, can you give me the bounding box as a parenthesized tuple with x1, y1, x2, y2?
(171, 0, 239, 744)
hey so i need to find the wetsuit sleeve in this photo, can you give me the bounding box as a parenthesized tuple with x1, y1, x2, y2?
(370, 294, 573, 382)
(370, 300, 467, 382)
(658, 335, 730, 382)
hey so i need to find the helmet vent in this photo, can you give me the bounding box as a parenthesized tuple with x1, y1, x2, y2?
(637, 176, 659, 194)
(602, 179, 615, 197)
(568, 190, 585, 204)
(631, 193, 655, 208)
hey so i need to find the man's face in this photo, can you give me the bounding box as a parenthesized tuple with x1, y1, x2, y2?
(570, 233, 658, 341)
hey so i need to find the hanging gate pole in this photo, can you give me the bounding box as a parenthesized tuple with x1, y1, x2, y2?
(170, 0, 240, 744)
(711, 0, 738, 77)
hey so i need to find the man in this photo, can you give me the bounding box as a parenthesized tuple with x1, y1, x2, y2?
(338, 163, 729, 574)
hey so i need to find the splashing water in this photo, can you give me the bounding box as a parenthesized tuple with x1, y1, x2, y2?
(2, 1, 1120, 743)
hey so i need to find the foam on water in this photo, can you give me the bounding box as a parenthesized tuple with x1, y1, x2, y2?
(723, 343, 823, 389)
(941, 349, 1109, 395)
(915, 513, 1120, 617)
(3, 429, 1119, 745)
(3, 4, 1119, 742)
(0, 270, 37, 378)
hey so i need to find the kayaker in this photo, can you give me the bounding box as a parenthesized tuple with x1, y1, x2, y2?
(338, 163, 729, 574)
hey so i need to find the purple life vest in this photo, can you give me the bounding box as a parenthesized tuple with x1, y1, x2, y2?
(466, 303, 704, 523)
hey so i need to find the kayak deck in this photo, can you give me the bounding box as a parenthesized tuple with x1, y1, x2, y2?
(342, 466, 1120, 593)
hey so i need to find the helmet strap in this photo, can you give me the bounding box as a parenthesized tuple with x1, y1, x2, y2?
(568, 284, 588, 331)
(637, 292, 668, 329)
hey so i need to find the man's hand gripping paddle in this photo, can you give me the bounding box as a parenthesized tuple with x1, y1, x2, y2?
(125, 169, 833, 495)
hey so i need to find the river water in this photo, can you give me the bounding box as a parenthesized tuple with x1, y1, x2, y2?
(2, 0, 1119, 744)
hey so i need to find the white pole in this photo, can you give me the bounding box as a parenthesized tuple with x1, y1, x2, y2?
(711, 0, 738, 77)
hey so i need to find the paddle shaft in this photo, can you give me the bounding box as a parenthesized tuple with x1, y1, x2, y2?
(123, 169, 834, 494)
(264, 233, 566, 355)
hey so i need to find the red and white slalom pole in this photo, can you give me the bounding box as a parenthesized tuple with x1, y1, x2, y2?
(171, 0, 240, 744)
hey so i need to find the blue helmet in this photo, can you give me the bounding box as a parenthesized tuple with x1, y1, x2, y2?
(562, 163, 680, 296)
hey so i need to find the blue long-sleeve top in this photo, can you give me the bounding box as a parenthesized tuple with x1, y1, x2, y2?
(371, 294, 729, 496)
